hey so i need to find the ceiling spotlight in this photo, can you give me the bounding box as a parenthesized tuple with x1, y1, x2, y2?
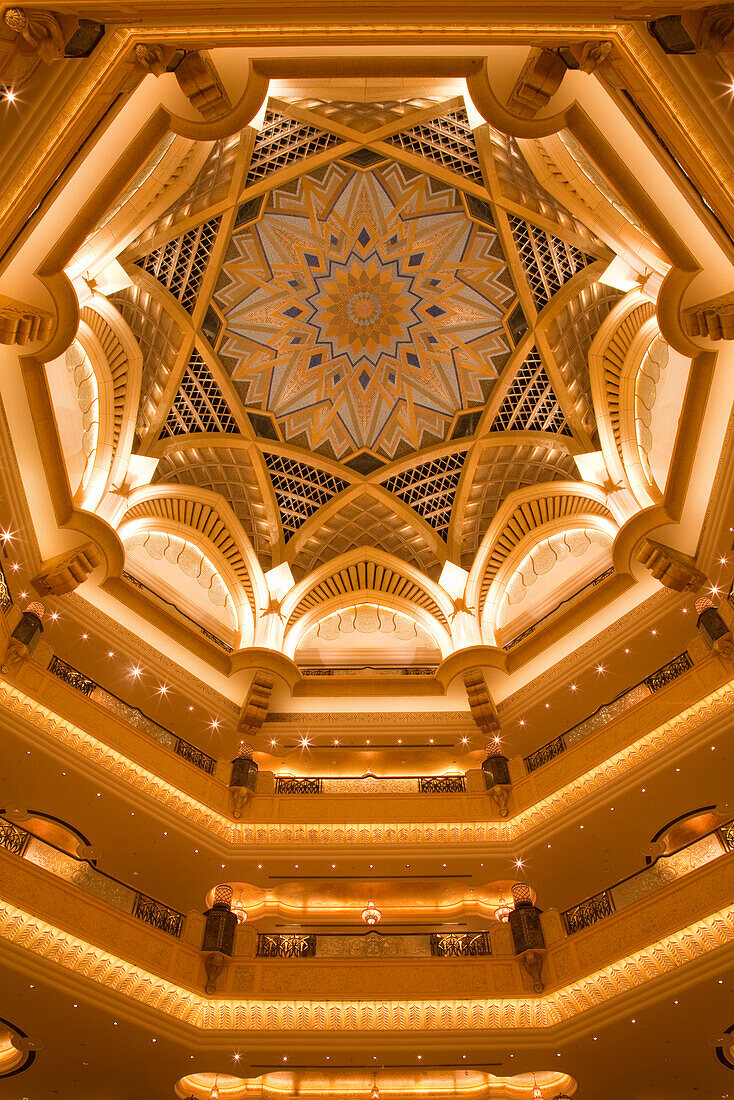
(2, 87, 17, 103)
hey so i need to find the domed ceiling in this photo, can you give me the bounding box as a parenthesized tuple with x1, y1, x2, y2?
(213, 160, 516, 459)
(54, 91, 672, 654)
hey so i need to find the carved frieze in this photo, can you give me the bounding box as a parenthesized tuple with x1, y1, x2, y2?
(636, 538, 707, 592)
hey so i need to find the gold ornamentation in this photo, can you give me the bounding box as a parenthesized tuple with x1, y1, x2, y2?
(0, 898, 732, 1030)
(4, 7, 65, 63)
(636, 538, 707, 592)
(174, 50, 232, 121)
(683, 291, 734, 340)
(507, 48, 567, 118)
(463, 668, 500, 736)
(575, 40, 614, 73)
(204, 951, 226, 994)
(238, 672, 274, 734)
(32, 542, 103, 596)
(0, 295, 53, 346)
(133, 43, 168, 76)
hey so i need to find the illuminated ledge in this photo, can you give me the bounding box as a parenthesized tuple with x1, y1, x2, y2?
(1, 667, 732, 849)
(0, 856, 732, 1032)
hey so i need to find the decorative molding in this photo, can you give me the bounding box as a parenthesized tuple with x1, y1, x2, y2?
(507, 48, 567, 118)
(0, 295, 53, 346)
(573, 40, 615, 73)
(636, 538, 707, 593)
(682, 4, 734, 54)
(238, 671, 274, 734)
(3, 7, 67, 64)
(683, 291, 734, 340)
(31, 542, 103, 596)
(174, 50, 233, 121)
(133, 42, 168, 77)
(464, 668, 500, 735)
(0, 896, 731, 1031)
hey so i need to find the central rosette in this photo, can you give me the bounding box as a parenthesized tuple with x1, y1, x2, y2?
(306, 258, 422, 362)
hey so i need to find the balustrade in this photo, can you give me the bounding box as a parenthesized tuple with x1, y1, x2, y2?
(430, 931, 492, 956)
(0, 560, 11, 613)
(48, 655, 216, 774)
(525, 651, 693, 773)
(256, 933, 316, 958)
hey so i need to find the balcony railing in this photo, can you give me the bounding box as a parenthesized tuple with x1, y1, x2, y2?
(256, 933, 316, 958)
(525, 651, 693, 773)
(0, 560, 12, 613)
(0, 818, 30, 857)
(0, 815, 185, 938)
(275, 775, 467, 795)
(48, 656, 216, 776)
(275, 777, 322, 794)
(562, 820, 732, 935)
(419, 776, 466, 793)
(430, 931, 492, 956)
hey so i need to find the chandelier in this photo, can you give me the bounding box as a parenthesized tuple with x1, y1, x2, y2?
(361, 891, 382, 925)
(370, 1073, 380, 1100)
(494, 892, 513, 923)
(232, 898, 248, 925)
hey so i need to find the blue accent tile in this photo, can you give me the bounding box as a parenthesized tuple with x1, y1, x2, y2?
(309, 353, 323, 367)
(357, 227, 371, 247)
(427, 304, 445, 318)
(406, 352, 419, 367)
(284, 306, 301, 318)
(358, 370, 370, 390)
(388, 373, 396, 384)
(304, 253, 319, 267)
(408, 253, 424, 267)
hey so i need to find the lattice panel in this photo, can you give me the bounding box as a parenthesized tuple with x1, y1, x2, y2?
(478, 492, 614, 608)
(290, 490, 442, 580)
(460, 444, 579, 564)
(154, 446, 272, 563)
(546, 283, 626, 439)
(279, 97, 451, 133)
(80, 306, 129, 450)
(134, 134, 242, 250)
(244, 111, 343, 187)
(381, 452, 467, 540)
(159, 351, 238, 438)
(110, 284, 184, 439)
(487, 129, 596, 245)
(123, 495, 256, 610)
(288, 556, 449, 628)
(263, 453, 349, 538)
(490, 349, 571, 436)
(136, 217, 221, 313)
(386, 109, 484, 184)
(508, 215, 596, 311)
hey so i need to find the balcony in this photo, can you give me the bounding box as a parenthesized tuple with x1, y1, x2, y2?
(0, 646, 730, 849)
(0, 812, 732, 1016)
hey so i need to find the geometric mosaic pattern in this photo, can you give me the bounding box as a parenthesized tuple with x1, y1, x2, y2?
(508, 215, 596, 311)
(159, 350, 238, 438)
(385, 109, 484, 185)
(215, 161, 515, 459)
(262, 453, 349, 539)
(490, 349, 572, 436)
(136, 217, 221, 314)
(382, 452, 467, 540)
(244, 111, 343, 188)
(278, 97, 453, 134)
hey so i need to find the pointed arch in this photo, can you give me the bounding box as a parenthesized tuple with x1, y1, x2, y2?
(119, 484, 268, 623)
(281, 546, 455, 637)
(466, 482, 617, 623)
